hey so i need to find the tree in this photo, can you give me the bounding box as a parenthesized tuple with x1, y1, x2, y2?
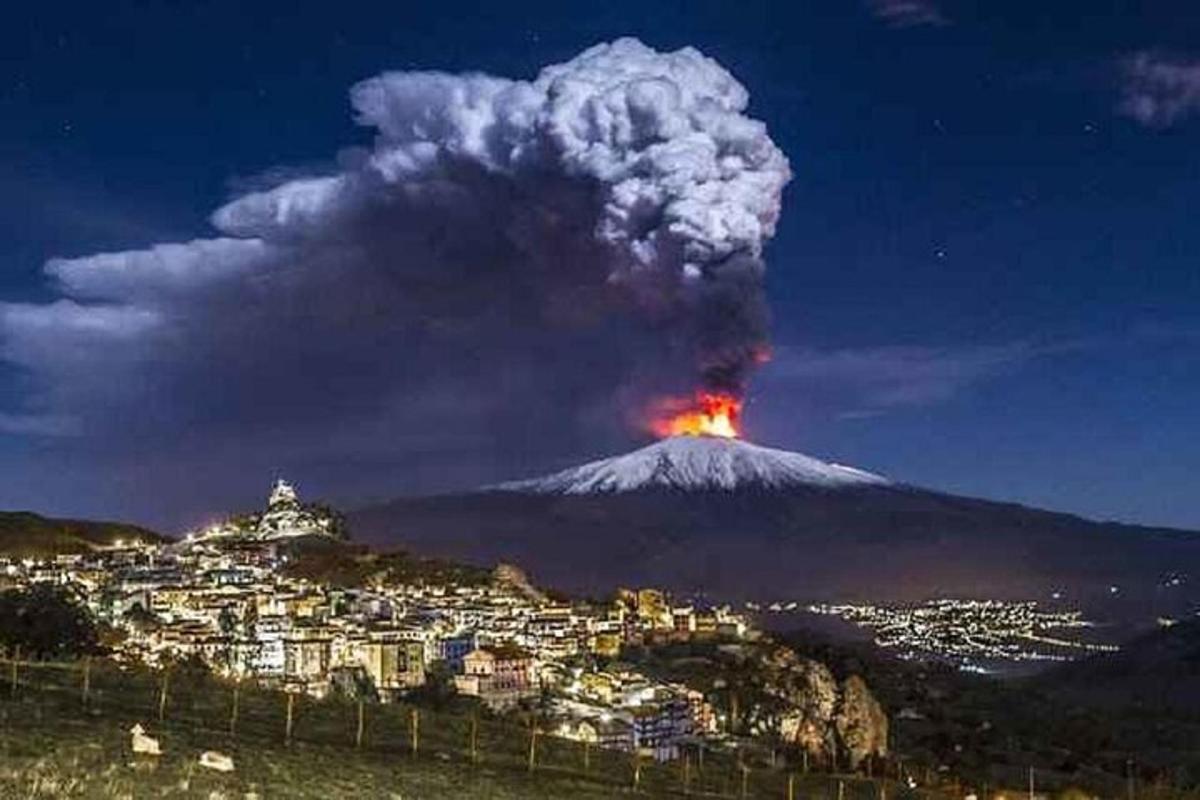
(408, 659, 458, 709)
(308, 502, 349, 541)
(0, 585, 99, 659)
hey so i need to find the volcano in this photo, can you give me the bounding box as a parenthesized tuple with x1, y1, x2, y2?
(351, 437, 1200, 622)
(495, 436, 891, 494)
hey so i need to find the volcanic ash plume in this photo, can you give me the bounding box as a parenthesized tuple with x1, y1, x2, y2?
(1, 39, 790, 486)
(217, 38, 791, 395)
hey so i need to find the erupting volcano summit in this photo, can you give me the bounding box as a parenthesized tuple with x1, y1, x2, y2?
(650, 392, 744, 439)
(497, 436, 891, 494)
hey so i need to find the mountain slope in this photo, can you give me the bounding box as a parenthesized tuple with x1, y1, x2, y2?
(351, 437, 1200, 621)
(0, 511, 164, 557)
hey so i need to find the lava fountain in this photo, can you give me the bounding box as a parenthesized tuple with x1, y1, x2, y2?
(650, 391, 743, 439)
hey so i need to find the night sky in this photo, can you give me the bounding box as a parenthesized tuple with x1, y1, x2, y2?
(2, 0, 1198, 532)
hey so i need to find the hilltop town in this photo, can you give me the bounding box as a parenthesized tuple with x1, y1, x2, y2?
(0, 479, 887, 768)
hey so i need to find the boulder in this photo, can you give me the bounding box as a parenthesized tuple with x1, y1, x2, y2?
(199, 750, 235, 772)
(129, 723, 162, 756)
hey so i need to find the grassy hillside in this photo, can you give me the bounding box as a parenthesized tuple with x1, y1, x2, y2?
(0, 703, 667, 799)
(0, 658, 912, 800)
(0, 512, 165, 557)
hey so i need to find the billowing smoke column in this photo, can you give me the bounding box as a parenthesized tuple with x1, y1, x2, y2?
(218, 39, 788, 426)
(0, 39, 790, 497)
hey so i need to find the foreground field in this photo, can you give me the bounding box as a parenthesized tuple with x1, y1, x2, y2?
(0, 659, 911, 799)
(0, 699, 664, 799)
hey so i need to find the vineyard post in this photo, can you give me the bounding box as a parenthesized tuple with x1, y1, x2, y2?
(682, 753, 691, 794)
(741, 763, 750, 799)
(527, 726, 538, 772)
(81, 657, 91, 706)
(838, 778, 846, 800)
(158, 670, 169, 721)
(229, 681, 240, 737)
(285, 692, 295, 743)
(355, 700, 365, 748)
(410, 708, 419, 757)
(788, 773, 796, 800)
(9, 646, 19, 696)
(469, 714, 478, 763)
(632, 752, 642, 791)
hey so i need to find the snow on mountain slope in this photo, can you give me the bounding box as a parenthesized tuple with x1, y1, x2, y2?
(495, 436, 891, 494)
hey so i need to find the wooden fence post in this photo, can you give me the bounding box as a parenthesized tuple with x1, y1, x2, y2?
(410, 708, 419, 757)
(157, 671, 169, 721)
(788, 773, 796, 800)
(81, 657, 91, 706)
(527, 727, 538, 772)
(355, 700, 365, 748)
(469, 715, 478, 763)
(285, 692, 295, 743)
(229, 681, 240, 737)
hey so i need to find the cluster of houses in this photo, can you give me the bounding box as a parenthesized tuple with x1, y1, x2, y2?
(1, 480, 753, 761)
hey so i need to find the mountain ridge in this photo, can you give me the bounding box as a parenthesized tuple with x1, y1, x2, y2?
(0, 511, 165, 557)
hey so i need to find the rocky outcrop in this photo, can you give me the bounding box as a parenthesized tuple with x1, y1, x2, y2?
(769, 653, 839, 759)
(834, 674, 889, 768)
(753, 645, 888, 769)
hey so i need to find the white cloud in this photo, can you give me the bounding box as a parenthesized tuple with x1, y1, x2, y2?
(1118, 51, 1200, 128)
(866, 0, 947, 28)
(762, 342, 1047, 418)
(46, 239, 274, 301)
(0, 412, 80, 437)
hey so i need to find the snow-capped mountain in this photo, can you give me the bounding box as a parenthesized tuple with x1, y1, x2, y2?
(497, 436, 890, 494)
(351, 437, 1200, 623)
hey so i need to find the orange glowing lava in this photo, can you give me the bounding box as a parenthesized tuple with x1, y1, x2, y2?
(651, 391, 743, 439)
